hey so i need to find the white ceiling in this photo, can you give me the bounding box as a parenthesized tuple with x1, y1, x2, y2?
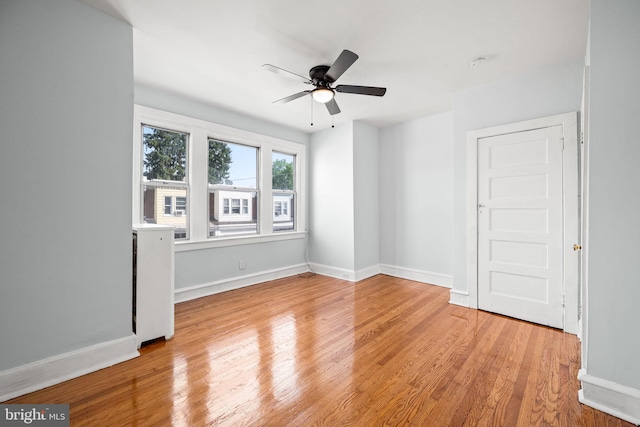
(80, 0, 589, 133)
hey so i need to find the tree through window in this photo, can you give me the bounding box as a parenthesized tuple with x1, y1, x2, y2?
(142, 125, 189, 239)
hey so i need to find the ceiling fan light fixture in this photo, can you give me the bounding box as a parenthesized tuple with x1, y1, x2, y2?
(311, 87, 334, 103)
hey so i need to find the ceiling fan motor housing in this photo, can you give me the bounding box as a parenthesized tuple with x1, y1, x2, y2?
(310, 65, 332, 85)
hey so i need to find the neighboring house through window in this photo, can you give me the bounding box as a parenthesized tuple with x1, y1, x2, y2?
(272, 151, 295, 232)
(141, 124, 189, 240)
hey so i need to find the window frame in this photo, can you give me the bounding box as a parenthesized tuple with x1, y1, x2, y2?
(140, 124, 190, 240)
(207, 139, 260, 239)
(272, 151, 297, 233)
(164, 196, 172, 216)
(133, 105, 306, 252)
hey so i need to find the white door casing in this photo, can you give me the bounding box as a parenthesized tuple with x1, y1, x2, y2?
(477, 126, 564, 328)
(465, 112, 580, 334)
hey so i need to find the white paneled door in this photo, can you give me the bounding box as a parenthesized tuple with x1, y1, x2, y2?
(477, 125, 564, 328)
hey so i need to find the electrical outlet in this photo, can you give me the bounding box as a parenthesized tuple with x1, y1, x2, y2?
(239, 260, 246, 270)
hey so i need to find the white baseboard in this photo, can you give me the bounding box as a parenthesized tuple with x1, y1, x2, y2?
(307, 263, 453, 286)
(379, 264, 453, 288)
(449, 288, 470, 307)
(578, 368, 640, 425)
(355, 265, 381, 282)
(0, 335, 138, 402)
(308, 263, 356, 282)
(174, 263, 310, 303)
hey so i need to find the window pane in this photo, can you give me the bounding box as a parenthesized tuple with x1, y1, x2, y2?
(209, 190, 258, 237)
(272, 152, 294, 191)
(143, 126, 187, 183)
(164, 196, 172, 215)
(143, 185, 188, 240)
(209, 139, 257, 188)
(231, 199, 241, 214)
(273, 193, 294, 232)
(175, 197, 187, 214)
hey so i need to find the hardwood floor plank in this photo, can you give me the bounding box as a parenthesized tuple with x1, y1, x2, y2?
(3, 274, 634, 426)
(474, 320, 533, 426)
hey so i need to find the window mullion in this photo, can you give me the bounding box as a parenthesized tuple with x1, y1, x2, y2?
(260, 147, 273, 235)
(189, 128, 208, 241)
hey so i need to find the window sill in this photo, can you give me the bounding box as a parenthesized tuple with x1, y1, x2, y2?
(174, 231, 307, 252)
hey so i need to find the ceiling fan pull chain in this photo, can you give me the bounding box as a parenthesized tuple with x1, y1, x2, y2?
(310, 96, 314, 126)
(332, 115, 334, 128)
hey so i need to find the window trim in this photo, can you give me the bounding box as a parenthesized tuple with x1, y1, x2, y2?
(133, 104, 306, 250)
(140, 124, 190, 240)
(271, 151, 296, 233)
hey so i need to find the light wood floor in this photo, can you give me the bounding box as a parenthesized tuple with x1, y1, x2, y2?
(5, 274, 633, 426)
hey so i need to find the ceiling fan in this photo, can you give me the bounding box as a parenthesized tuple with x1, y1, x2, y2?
(262, 49, 386, 116)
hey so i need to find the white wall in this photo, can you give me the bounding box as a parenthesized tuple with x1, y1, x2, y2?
(309, 122, 355, 272)
(584, 0, 640, 395)
(451, 60, 584, 298)
(353, 122, 380, 273)
(308, 121, 381, 280)
(379, 112, 454, 284)
(135, 84, 307, 145)
(134, 85, 310, 292)
(0, 0, 133, 370)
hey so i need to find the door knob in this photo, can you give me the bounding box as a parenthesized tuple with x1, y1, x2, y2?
(573, 244, 582, 251)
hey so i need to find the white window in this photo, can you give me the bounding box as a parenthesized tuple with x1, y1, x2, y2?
(133, 105, 306, 249)
(208, 140, 258, 237)
(272, 152, 295, 232)
(141, 124, 189, 240)
(164, 196, 172, 215)
(175, 196, 187, 215)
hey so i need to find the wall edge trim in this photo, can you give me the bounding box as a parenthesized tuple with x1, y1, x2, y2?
(578, 368, 640, 425)
(0, 335, 138, 402)
(174, 263, 310, 303)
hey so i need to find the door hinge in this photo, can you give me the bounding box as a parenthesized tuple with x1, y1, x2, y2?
(560, 137, 565, 151)
(562, 295, 565, 308)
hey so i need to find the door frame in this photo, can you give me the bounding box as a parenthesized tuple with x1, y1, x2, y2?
(466, 112, 580, 334)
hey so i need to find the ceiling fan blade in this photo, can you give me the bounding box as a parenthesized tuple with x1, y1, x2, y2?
(262, 64, 312, 84)
(325, 50, 359, 82)
(325, 98, 341, 115)
(335, 85, 387, 97)
(273, 91, 311, 104)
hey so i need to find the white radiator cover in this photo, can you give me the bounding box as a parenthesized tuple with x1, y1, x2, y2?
(133, 224, 175, 347)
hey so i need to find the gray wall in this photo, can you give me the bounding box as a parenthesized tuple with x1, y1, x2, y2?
(135, 84, 308, 145)
(451, 60, 584, 295)
(586, 0, 640, 390)
(134, 85, 310, 289)
(353, 122, 380, 272)
(308, 121, 381, 275)
(379, 112, 454, 275)
(0, 0, 133, 370)
(175, 239, 307, 289)
(309, 122, 355, 270)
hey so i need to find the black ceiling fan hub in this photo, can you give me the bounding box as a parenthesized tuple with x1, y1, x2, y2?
(309, 65, 332, 85)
